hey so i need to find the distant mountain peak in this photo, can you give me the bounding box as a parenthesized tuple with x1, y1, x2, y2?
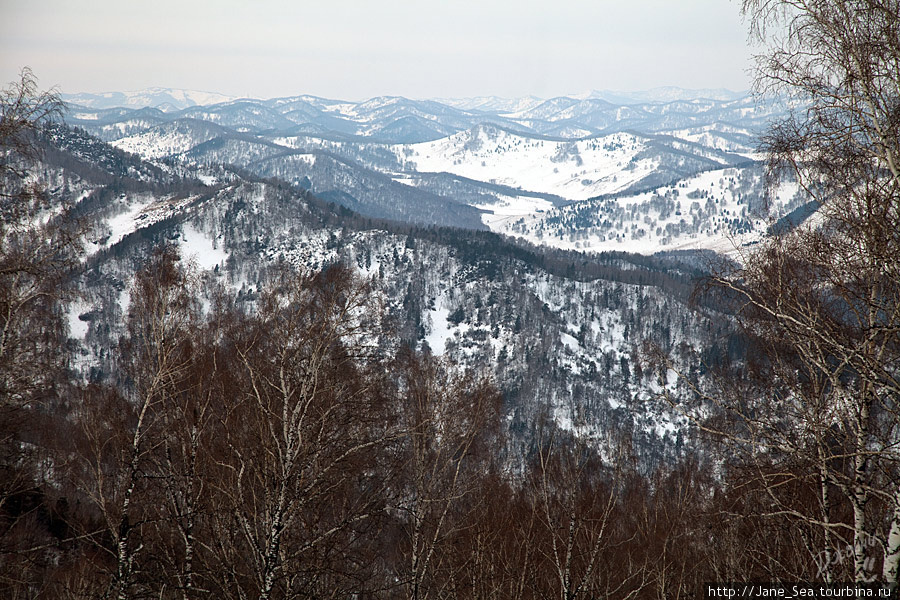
(578, 87, 747, 104)
(62, 88, 239, 111)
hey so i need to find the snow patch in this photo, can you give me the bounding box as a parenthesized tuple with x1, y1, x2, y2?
(66, 300, 92, 340)
(425, 294, 452, 355)
(105, 197, 157, 246)
(406, 129, 647, 201)
(560, 332, 579, 351)
(180, 223, 229, 270)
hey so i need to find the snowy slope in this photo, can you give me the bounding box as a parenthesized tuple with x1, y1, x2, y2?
(405, 125, 655, 200)
(90, 193, 203, 252)
(495, 166, 804, 254)
(111, 119, 232, 159)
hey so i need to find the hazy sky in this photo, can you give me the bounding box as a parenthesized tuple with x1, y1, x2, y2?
(1, 0, 753, 100)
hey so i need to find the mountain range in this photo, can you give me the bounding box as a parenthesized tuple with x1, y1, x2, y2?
(62, 86, 748, 112)
(31, 110, 749, 470)
(62, 88, 800, 256)
(32, 86, 806, 462)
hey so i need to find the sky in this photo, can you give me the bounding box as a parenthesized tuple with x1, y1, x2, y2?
(0, 0, 753, 101)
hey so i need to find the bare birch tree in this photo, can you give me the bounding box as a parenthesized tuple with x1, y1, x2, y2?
(69, 246, 201, 599)
(0, 67, 83, 593)
(653, 0, 900, 582)
(202, 264, 393, 600)
(524, 422, 647, 600)
(391, 350, 501, 600)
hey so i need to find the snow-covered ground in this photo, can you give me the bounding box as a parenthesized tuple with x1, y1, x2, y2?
(494, 167, 804, 255)
(103, 195, 160, 246)
(66, 299, 92, 340)
(113, 128, 208, 159)
(180, 223, 229, 270)
(476, 194, 556, 229)
(89, 194, 204, 254)
(405, 127, 652, 201)
(425, 294, 452, 355)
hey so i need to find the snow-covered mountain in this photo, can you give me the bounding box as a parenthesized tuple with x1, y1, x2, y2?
(62, 87, 239, 111)
(34, 123, 730, 466)
(26, 86, 809, 469)
(405, 126, 648, 200)
(496, 166, 806, 255)
(66, 90, 784, 142)
(63, 90, 799, 256)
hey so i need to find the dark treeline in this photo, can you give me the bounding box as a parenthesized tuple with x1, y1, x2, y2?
(294, 186, 712, 303)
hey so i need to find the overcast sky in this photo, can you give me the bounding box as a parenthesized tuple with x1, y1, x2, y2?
(1, 0, 753, 100)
